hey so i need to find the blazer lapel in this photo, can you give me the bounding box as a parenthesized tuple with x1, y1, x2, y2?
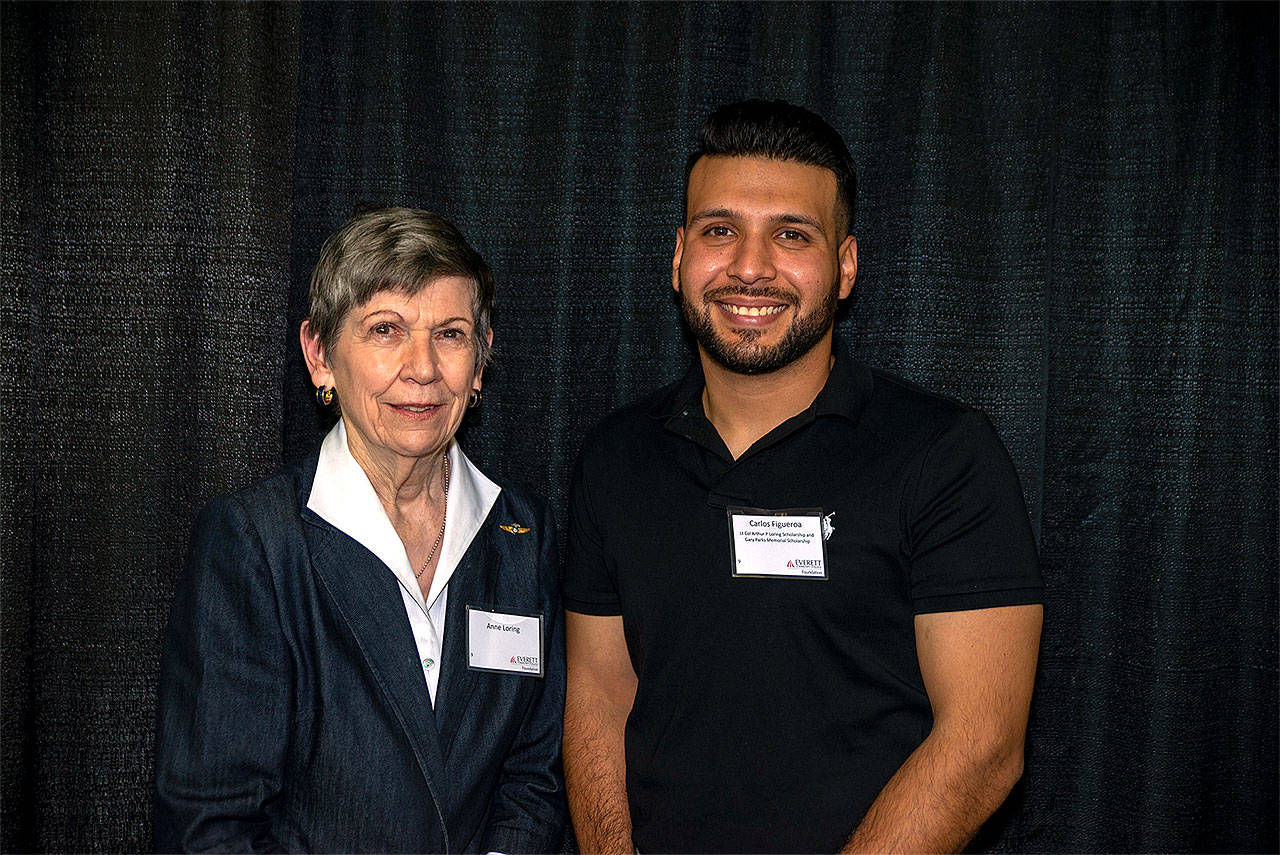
(301, 511, 450, 799)
(434, 526, 500, 756)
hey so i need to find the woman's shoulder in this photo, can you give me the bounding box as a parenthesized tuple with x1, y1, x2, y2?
(453, 445, 550, 525)
(475, 470, 549, 520)
(194, 454, 318, 534)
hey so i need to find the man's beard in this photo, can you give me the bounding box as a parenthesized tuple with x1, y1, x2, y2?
(678, 280, 839, 375)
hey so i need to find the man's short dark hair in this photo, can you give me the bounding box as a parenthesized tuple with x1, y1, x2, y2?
(684, 99, 857, 235)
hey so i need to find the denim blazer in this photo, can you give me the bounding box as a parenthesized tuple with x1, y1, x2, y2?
(154, 451, 566, 853)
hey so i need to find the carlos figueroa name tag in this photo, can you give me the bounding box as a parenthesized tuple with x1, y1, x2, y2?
(728, 507, 829, 579)
(466, 605, 544, 676)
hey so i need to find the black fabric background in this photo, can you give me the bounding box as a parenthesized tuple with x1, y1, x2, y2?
(3, 3, 1276, 852)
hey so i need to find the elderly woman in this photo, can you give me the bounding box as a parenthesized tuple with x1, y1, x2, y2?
(155, 208, 565, 853)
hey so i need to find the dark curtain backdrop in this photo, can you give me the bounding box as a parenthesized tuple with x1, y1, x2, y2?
(3, 2, 1275, 852)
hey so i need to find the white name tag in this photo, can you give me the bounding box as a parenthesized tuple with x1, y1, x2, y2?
(728, 507, 828, 579)
(466, 605, 544, 677)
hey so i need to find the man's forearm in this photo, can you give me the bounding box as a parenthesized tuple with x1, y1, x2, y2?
(841, 726, 1024, 854)
(563, 702, 632, 854)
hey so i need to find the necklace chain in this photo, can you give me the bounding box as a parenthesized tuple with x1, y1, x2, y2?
(415, 455, 450, 580)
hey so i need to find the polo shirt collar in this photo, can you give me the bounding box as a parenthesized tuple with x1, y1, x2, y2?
(306, 419, 501, 611)
(651, 338, 873, 431)
(811, 339, 873, 422)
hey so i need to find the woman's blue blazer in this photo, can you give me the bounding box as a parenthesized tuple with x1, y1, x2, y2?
(154, 451, 567, 853)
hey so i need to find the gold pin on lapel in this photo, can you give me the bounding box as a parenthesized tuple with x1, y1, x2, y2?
(499, 524, 531, 535)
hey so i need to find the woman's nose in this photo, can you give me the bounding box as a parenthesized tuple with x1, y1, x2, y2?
(401, 335, 439, 383)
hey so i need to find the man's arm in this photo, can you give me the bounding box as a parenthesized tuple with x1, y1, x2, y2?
(842, 603, 1043, 854)
(563, 610, 638, 855)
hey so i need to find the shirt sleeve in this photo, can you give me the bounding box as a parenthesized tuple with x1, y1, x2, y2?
(904, 408, 1043, 614)
(154, 495, 291, 852)
(562, 435, 624, 615)
(480, 497, 569, 854)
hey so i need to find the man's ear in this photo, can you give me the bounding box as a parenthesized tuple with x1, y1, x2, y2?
(837, 234, 858, 301)
(671, 226, 686, 293)
(300, 320, 335, 389)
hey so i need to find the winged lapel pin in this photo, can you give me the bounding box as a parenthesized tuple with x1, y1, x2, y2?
(499, 524, 531, 535)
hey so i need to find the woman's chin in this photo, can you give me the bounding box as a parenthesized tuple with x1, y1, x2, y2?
(344, 418, 455, 468)
(380, 434, 452, 462)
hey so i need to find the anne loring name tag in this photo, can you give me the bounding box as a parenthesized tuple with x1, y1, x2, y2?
(466, 605, 544, 676)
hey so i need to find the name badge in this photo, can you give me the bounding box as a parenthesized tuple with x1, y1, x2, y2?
(466, 605, 544, 677)
(728, 507, 829, 579)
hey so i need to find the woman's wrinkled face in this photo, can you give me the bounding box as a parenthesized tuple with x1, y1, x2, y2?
(302, 276, 487, 472)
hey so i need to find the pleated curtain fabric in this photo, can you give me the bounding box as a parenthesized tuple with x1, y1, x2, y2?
(2, 3, 1276, 852)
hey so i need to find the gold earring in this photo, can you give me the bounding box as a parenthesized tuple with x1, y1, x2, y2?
(316, 386, 335, 406)
(468, 390, 481, 408)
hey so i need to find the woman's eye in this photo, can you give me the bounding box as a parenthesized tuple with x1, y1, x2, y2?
(372, 323, 394, 336)
(438, 328, 463, 340)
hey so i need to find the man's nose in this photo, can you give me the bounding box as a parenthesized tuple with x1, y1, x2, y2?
(726, 233, 775, 285)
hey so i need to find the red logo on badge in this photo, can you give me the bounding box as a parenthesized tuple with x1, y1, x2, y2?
(510, 656, 517, 663)
(786, 560, 794, 567)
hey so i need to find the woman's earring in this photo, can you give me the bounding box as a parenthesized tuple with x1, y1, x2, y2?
(316, 386, 335, 406)
(468, 390, 482, 408)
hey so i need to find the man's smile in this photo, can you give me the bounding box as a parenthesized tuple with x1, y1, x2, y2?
(717, 302, 788, 318)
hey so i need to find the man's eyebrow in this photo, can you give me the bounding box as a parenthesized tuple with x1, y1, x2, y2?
(687, 208, 827, 235)
(687, 207, 739, 225)
(775, 213, 826, 232)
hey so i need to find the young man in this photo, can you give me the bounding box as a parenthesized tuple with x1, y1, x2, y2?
(563, 100, 1043, 854)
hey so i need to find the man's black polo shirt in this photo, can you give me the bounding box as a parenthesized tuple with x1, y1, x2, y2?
(564, 346, 1042, 854)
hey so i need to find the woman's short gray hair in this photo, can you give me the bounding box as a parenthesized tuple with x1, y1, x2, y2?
(307, 207, 495, 372)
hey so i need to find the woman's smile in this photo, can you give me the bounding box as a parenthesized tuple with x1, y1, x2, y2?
(385, 401, 447, 418)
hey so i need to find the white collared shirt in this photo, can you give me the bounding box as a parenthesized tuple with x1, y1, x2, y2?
(306, 420, 501, 704)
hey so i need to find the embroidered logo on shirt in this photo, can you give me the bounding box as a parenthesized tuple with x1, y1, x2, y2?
(822, 512, 836, 541)
(499, 524, 531, 535)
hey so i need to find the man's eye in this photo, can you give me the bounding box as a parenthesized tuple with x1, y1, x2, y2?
(705, 225, 733, 237)
(779, 230, 809, 242)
